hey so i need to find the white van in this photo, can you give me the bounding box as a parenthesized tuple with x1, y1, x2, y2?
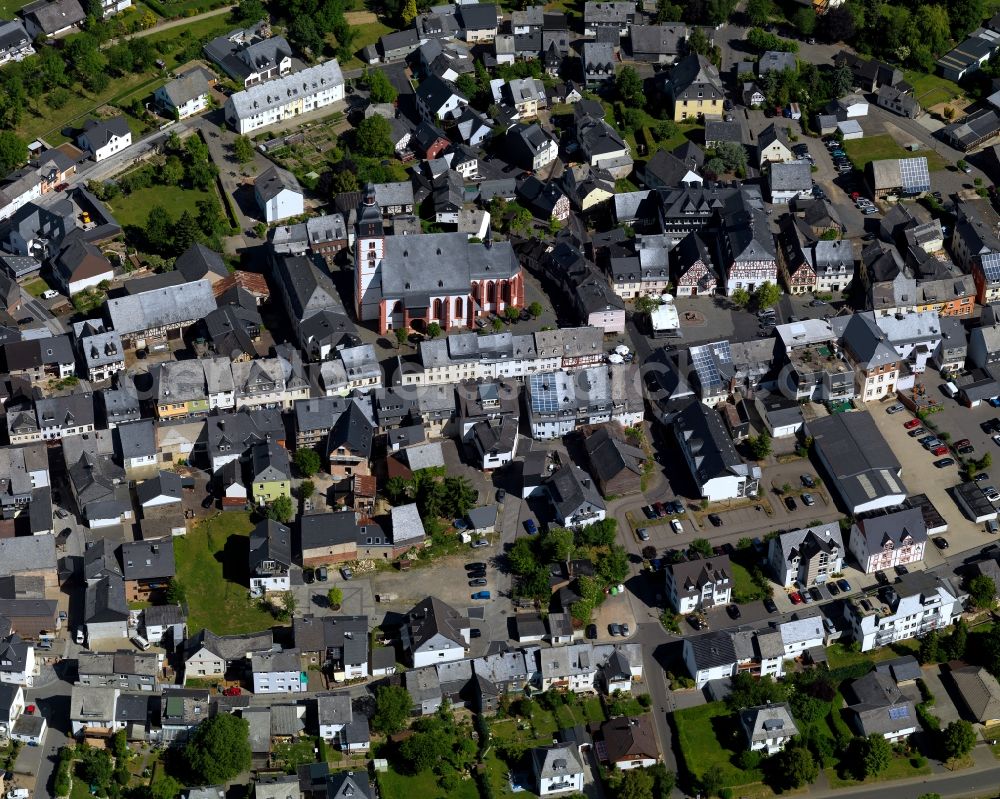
(130, 632, 150, 651)
(943, 381, 959, 399)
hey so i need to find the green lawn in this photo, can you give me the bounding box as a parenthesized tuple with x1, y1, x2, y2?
(825, 639, 919, 670)
(273, 738, 321, 773)
(106, 182, 215, 228)
(377, 764, 479, 799)
(673, 701, 762, 788)
(730, 562, 759, 603)
(904, 70, 965, 107)
(842, 134, 948, 173)
(826, 753, 932, 788)
(23, 277, 50, 297)
(174, 511, 277, 635)
(0, 0, 27, 15)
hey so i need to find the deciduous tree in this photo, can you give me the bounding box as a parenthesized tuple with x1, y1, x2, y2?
(372, 684, 412, 734)
(183, 713, 251, 784)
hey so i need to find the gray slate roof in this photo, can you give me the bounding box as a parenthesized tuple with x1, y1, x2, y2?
(106, 279, 217, 336)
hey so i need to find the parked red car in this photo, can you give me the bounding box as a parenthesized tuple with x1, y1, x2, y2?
(931, 444, 949, 456)
(904, 418, 921, 429)
(789, 592, 803, 605)
(222, 686, 242, 696)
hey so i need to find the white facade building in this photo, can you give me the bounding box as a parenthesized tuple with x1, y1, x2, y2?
(224, 60, 345, 135)
(847, 572, 965, 652)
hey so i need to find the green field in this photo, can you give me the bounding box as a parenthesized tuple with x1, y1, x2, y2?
(904, 70, 965, 107)
(174, 511, 277, 635)
(673, 702, 763, 788)
(142, 0, 228, 18)
(106, 182, 215, 228)
(335, 20, 395, 70)
(378, 765, 479, 799)
(843, 134, 948, 173)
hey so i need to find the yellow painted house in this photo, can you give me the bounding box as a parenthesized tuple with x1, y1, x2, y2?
(666, 53, 726, 122)
(251, 440, 292, 506)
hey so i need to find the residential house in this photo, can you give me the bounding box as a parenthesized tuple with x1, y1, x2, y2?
(757, 124, 794, 167)
(203, 24, 292, 87)
(507, 123, 559, 172)
(629, 23, 685, 63)
(845, 670, 918, 740)
(582, 41, 615, 86)
(877, 85, 922, 119)
(401, 597, 470, 667)
(77, 117, 131, 162)
(665, 54, 724, 121)
(576, 107, 632, 177)
(251, 649, 305, 693)
(77, 651, 159, 692)
(53, 238, 114, 296)
(847, 571, 964, 652)
(539, 643, 597, 693)
(716, 187, 778, 295)
(739, 703, 798, 754)
(664, 555, 732, 614)
(767, 523, 844, 588)
(0, 21, 33, 65)
(532, 745, 585, 796)
(183, 629, 273, 681)
(415, 75, 469, 123)
(600, 715, 659, 769)
(544, 464, 607, 528)
(830, 312, 901, 403)
(248, 519, 292, 598)
(250, 440, 291, 506)
(154, 69, 212, 120)
(120, 539, 175, 602)
(21, 0, 85, 38)
(769, 161, 811, 203)
(848, 507, 927, 574)
(69, 685, 119, 736)
(255, 166, 303, 224)
(326, 401, 374, 481)
(673, 399, 761, 501)
(74, 320, 124, 382)
(84, 575, 129, 644)
(583, 1, 634, 37)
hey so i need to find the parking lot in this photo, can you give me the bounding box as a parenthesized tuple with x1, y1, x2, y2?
(869, 399, 994, 563)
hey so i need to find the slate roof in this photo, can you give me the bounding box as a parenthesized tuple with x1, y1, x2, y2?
(174, 243, 227, 282)
(405, 596, 467, 652)
(227, 59, 343, 121)
(739, 702, 798, 743)
(81, 116, 130, 149)
(22, 0, 85, 35)
(85, 574, 128, 623)
(255, 165, 301, 202)
(669, 556, 731, 600)
(249, 519, 292, 571)
(532, 744, 583, 781)
(159, 69, 211, 107)
(120, 539, 175, 581)
(106, 279, 217, 336)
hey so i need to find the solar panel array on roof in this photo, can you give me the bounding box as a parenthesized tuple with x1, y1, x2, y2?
(888, 705, 910, 720)
(690, 340, 732, 393)
(982, 251, 1000, 283)
(898, 157, 930, 194)
(529, 373, 561, 412)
